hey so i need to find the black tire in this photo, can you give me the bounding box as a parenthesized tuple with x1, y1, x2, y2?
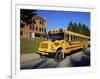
(54, 50, 64, 62)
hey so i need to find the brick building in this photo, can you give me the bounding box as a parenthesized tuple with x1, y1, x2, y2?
(20, 15, 48, 38)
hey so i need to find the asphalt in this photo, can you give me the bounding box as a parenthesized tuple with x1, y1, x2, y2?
(21, 47, 90, 69)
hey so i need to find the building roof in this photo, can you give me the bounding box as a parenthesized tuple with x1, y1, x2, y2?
(33, 15, 46, 21)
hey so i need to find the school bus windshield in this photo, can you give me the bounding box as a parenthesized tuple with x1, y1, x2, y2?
(48, 33, 64, 41)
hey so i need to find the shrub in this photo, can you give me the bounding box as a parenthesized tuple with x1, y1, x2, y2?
(20, 37, 43, 54)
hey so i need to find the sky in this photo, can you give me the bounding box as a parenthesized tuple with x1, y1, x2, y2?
(36, 10, 90, 31)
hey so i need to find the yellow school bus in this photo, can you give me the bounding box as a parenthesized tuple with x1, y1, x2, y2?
(37, 29, 90, 62)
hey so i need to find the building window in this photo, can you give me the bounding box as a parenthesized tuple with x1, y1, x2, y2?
(33, 19, 36, 24)
(40, 20, 44, 25)
(36, 26, 38, 31)
(40, 20, 41, 24)
(35, 33, 40, 37)
(42, 21, 44, 25)
(42, 28, 43, 32)
(39, 27, 41, 32)
(32, 25, 34, 30)
(44, 28, 46, 32)
(20, 31, 23, 35)
(21, 23, 24, 28)
(30, 25, 32, 29)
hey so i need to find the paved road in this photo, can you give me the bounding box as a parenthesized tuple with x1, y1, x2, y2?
(21, 47, 90, 69)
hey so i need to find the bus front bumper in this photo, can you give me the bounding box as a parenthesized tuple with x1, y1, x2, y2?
(36, 51, 55, 56)
(36, 51, 49, 55)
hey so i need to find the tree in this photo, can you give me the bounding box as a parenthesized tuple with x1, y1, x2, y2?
(67, 21, 90, 36)
(67, 21, 73, 30)
(20, 9, 37, 25)
(73, 23, 78, 33)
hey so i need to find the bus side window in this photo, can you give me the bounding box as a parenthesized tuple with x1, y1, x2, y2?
(65, 34, 69, 42)
(72, 36, 73, 41)
(71, 35, 75, 41)
(76, 36, 78, 41)
(77, 36, 79, 41)
(71, 35, 73, 42)
(76, 36, 77, 41)
(71, 35, 72, 41)
(73, 36, 75, 41)
(67, 34, 69, 42)
(79, 37, 81, 41)
(75, 36, 77, 41)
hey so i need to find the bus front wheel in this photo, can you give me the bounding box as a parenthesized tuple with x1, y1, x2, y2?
(54, 50, 64, 62)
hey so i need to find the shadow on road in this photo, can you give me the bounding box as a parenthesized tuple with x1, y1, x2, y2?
(21, 47, 90, 69)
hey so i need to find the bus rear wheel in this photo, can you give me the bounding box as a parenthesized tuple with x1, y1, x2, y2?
(54, 50, 64, 62)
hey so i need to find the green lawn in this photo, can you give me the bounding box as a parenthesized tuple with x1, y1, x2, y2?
(20, 37, 44, 54)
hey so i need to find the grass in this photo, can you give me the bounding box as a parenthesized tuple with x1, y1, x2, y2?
(20, 37, 44, 54)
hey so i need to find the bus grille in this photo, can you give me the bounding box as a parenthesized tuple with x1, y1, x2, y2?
(41, 43, 48, 48)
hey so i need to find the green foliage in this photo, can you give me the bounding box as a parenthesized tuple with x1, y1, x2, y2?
(67, 21, 90, 36)
(20, 38, 43, 54)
